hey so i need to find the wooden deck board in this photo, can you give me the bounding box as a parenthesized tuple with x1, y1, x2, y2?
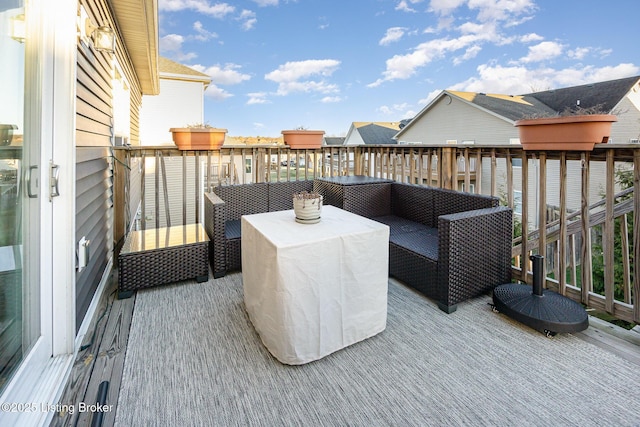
(49, 271, 135, 427)
(49, 271, 639, 427)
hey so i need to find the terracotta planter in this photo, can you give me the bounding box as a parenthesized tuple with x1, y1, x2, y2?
(170, 127, 227, 150)
(515, 115, 617, 151)
(281, 130, 325, 149)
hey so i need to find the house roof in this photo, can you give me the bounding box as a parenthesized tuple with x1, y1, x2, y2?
(396, 75, 640, 139)
(324, 137, 346, 146)
(158, 57, 211, 87)
(111, 0, 159, 95)
(522, 75, 640, 114)
(448, 91, 556, 121)
(354, 122, 401, 145)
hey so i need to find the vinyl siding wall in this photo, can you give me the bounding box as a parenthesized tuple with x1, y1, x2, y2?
(75, 0, 142, 331)
(397, 95, 517, 145)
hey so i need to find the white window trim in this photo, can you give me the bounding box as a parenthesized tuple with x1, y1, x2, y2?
(0, 0, 76, 424)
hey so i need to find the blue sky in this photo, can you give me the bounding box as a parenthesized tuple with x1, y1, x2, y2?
(158, 0, 640, 137)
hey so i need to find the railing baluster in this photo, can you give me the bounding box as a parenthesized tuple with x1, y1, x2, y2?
(580, 152, 592, 304)
(559, 152, 567, 295)
(538, 152, 547, 278)
(520, 150, 529, 282)
(634, 150, 640, 323)
(604, 149, 615, 313)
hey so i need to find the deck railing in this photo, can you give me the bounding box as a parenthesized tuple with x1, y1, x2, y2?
(114, 143, 640, 324)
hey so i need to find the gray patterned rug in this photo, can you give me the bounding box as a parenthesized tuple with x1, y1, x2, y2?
(115, 273, 640, 426)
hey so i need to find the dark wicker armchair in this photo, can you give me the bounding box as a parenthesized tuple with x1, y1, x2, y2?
(204, 180, 313, 278)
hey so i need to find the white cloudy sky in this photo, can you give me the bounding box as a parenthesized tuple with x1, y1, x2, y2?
(158, 0, 639, 136)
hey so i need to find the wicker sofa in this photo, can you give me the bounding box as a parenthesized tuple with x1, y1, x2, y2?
(204, 180, 313, 278)
(205, 178, 512, 313)
(354, 182, 512, 313)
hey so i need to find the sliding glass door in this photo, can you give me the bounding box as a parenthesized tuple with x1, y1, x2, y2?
(0, 0, 41, 394)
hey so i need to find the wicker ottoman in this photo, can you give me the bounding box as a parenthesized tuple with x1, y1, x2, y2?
(118, 224, 209, 298)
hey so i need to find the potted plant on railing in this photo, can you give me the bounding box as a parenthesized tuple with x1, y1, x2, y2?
(293, 191, 323, 224)
(170, 123, 227, 150)
(282, 126, 325, 149)
(515, 105, 617, 151)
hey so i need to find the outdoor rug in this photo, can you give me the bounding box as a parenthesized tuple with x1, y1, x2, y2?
(115, 273, 640, 427)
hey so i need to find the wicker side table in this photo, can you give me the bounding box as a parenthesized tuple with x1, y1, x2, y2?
(313, 176, 393, 218)
(118, 224, 209, 298)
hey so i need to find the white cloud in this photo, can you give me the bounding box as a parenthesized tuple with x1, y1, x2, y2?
(160, 34, 198, 61)
(418, 89, 443, 105)
(204, 84, 233, 100)
(159, 0, 235, 18)
(369, 34, 491, 87)
(380, 27, 408, 46)
(238, 10, 257, 30)
(190, 63, 251, 85)
(247, 92, 270, 105)
(253, 0, 278, 6)
(265, 59, 341, 95)
(519, 41, 564, 63)
(520, 33, 544, 43)
(429, 0, 466, 16)
(321, 96, 342, 103)
(193, 21, 218, 41)
(449, 63, 640, 96)
(469, 0, 537, 23)
(453, 45, 482, 65)
(371, 0, 536, 87)
(568, 47, 590, 60)
(396, 0, 423, 13)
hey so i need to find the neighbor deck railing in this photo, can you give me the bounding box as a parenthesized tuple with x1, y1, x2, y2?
(114, 143, 640, 324)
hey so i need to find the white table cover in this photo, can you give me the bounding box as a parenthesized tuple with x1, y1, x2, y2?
(241, 205, 390, 365)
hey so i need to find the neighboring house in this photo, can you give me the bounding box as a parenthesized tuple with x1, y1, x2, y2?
(394, 76, 640, 226)
(140, 57, 211, 145)
(324, 136, 346, 146)
(344, 122, 401, 145)
(396, 76, 640, 145)
(0, 1, 158, 425)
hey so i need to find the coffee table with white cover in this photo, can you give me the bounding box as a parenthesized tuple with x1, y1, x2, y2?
(241, 205, 389, 365)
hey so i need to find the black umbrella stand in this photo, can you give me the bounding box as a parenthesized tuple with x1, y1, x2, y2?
(492, 254, 589, 337)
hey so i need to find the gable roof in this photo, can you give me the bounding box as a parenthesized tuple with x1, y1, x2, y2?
(158, 57, 212, 87)
(522, 75, 640, 114)
(354, 122, 401, 145)
(447, 91, 555, 121)
(396, 75, 640, 139)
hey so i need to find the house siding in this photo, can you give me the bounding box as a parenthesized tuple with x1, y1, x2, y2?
(397, 95, 517, 145)
(140, 78, 206, 145)
(612, 95, 640, 143)
(75, 0, 143, 331)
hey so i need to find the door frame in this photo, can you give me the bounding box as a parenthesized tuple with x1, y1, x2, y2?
(0, 0, 76, 424)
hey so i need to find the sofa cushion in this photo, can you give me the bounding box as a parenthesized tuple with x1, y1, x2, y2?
(225, 220, 241, 240)
(373, 215, 438, 260)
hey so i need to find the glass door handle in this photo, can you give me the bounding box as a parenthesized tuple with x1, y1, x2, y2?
(26, 165, 38, 198)
(50, 162, 60, 200)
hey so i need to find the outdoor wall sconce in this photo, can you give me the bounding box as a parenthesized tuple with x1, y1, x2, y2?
(79, 6, 115, 53)
(10, 14, 26, 43)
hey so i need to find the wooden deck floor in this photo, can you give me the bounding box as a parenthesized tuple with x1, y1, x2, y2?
(50, 270, 135, 427)
(48, 271, 640, 427)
